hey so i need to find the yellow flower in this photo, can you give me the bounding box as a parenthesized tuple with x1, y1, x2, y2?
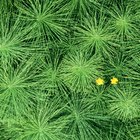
(96, 78, 104, 85)
(111, 77, 118, 85)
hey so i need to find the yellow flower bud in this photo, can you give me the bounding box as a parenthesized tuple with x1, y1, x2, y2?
(111, 77, 118, 85)
(96, 78, 104, 85)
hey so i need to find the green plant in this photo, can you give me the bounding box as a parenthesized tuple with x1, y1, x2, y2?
(0, 0, 140, 139)
(75, 12, 115, 55)
(38, 49, 66, 94)
(127, 56, 140, 89)
(0, 57, 39, 120)
(0, 12, 32, 62)
(104, 50, 132, 79)
(61, 0, 99, 19)
(88, 87, 108, 114)
(109, 4, 139, 41)
(65, 92, 108, 140)
(60, 51, 103, 92)
(9, 94, 68, 140)
(127, 120, 140, 140)
(107, 85, 140, 121)
(15, 0, 67, 41)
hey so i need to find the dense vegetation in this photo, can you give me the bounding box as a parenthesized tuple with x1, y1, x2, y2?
(0, 0, 140, 140)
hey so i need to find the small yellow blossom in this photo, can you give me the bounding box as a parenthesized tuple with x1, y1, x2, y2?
(111, 77, 118, 85)
(96, 78, 104, 85)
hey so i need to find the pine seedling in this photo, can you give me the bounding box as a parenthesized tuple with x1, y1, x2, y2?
(9, 94, 68, 140)
(61, 0, 99, 19)
(107, 85, 140, 121)
(104, 50, 131, 79)
(65, 92, 107, 140)
(109, 4, 139, 42)
(0, 12, 33, 62)
(38, 49, 66, 95)
(75, 12, 115, 55)
(88, 87, 108, 114)
(60, 51, 103, 92)
(0, 57, 40, 120)
(15, 0, 67, 41)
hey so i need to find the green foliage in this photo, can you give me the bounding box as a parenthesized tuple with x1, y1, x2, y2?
(88, 87, 108, 114)
(104, 50, 131, 79)
(109, 4, 139, 41)
(65, 92, 108, 140)
(0, 0, 140, 139)
(75, 12, 114, 54)
(127, 56, 140, 89)
(107, 85, 140, 121)
(60, 51, 103, 92)
(127, 120, 140, 140)
(0, 12, 32, 62)
(0, 58, 39, 120)
(15, 0, 67, 41)
(38, 49, 66, 94)
(61, 0, 99, 19)
(9, 94, 68, 140)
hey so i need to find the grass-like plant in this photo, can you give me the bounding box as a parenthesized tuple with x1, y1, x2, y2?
(127, 55, 140, 89)
(0, 57, 39, 120)
(9, 94, 68, 140)
(127, 120, 140, 140)
(101, 121, 129, 140)
(60, 51, 103, 92)
(0, 12, 32, 62)
(75, 12, 115, 55)
(37, 50, 66, 94)
(109, 4, 139, 41)
(0, 0, 140, 139)
(107, 85, 140, 121)
(88, 87, 108, 114)
(104, 50, 131, 79)
(15, 0, 67, 41)
(65, 92, 108, 140)
(127, 43, 140, 58)
(61, 0, 99, 19)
